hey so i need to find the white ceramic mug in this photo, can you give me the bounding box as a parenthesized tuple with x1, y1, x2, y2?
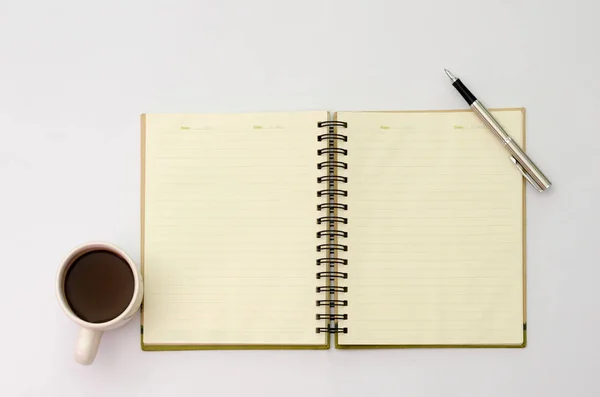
(56, 242, 143, 365)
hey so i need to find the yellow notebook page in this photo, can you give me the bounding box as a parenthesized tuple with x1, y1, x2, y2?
(142, 112, 327, 348)
(337, 109, 525, 346)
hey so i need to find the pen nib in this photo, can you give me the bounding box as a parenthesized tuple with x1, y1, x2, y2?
(444, 68, 458, 82)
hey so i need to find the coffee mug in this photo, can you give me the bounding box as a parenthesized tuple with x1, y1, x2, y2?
(56, 242, 143, 365)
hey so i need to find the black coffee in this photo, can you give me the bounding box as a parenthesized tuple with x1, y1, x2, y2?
(64, 250, 135, 323)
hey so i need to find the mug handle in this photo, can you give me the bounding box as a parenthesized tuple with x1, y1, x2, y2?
(75, 327, 103, 365)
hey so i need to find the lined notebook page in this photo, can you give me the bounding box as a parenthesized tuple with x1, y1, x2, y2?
(142, 112, 326, 346)
(337, 109, 525, 346)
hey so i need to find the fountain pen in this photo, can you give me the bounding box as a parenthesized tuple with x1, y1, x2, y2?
(444, 69, 551, 192)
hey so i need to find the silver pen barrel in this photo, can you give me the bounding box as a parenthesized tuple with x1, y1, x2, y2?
(471, 100, 552, 191)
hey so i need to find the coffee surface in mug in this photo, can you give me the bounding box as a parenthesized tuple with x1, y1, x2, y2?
(64, 250, 135, 323)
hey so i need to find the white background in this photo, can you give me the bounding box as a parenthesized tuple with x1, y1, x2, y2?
(0, 0, 598, 396)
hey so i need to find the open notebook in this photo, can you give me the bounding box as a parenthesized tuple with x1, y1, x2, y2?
(140, 108, 526, 350)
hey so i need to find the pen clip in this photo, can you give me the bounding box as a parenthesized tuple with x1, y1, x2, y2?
(510, 156, 543, 192)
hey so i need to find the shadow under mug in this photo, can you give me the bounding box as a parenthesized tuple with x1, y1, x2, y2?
(56, 242, 143, 365)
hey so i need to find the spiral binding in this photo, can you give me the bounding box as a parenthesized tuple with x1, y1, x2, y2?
(316, 120, 348, 335)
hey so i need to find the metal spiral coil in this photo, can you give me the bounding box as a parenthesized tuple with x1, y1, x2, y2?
(316, 120, 348, 334)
